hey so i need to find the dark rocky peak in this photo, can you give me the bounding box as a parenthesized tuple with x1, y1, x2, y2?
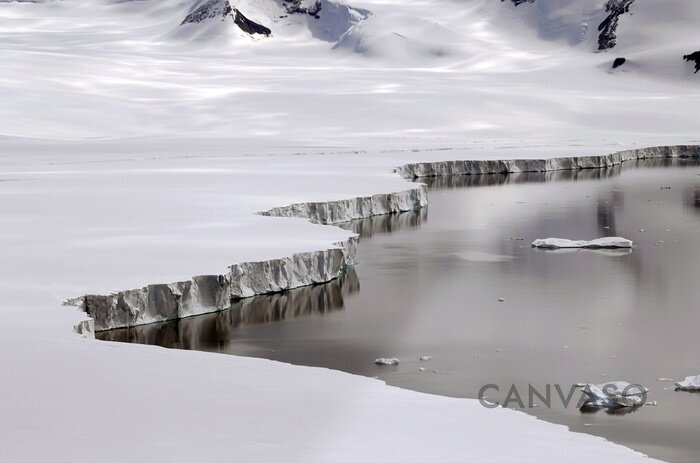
(598, 0, 635, 50)
(182, 0, 232, 24)
(283, 0, 323, 18)
(684, 51, 700, 73)
(502, 0, 535, 6)
(612, 57, 626, 68)
(181, 0, 271, 36)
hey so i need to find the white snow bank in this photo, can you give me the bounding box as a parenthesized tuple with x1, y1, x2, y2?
(675, 375, 700, 391)
(532, 237, 633, 249)
(579, 381, 649, 408)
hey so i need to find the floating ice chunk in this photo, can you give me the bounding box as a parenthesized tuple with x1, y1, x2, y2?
(419, 356, 433, 361)
(675, 375, 700, 391)
(531, 237, 633, 249)
(374, 357, 400, 366)
(578, 381, 648, 409)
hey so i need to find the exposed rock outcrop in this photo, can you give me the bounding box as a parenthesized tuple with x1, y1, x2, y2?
(284, 0, 323, 18)
(181, 0, 271, 36)
(233, 8, 272, 36)
(598, 0, 635, 50)
(684, 51, 700, 73)
(502, 0, 535, 6)
(612, 57, 626, 68)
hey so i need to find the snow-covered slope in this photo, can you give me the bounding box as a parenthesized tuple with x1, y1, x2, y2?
(173, 0, 369, 45)
(499, 0, 700, 76)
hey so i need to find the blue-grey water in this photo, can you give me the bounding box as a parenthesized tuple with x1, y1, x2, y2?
(99, 159, 700, 463)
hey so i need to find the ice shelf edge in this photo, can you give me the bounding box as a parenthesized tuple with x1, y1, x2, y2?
(65, 185, 429, 333)
(395, 145, 700, 178)
(65, 145, 699, 335)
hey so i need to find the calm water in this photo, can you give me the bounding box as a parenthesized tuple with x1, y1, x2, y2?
(100, 160, 700, 463)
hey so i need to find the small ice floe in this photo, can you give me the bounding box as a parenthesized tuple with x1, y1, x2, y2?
(675, 375, 700, 391)
(578, 381, 649, 409)
(374, 357, 400, 366)
(419, 356, 433, 361)
(531, 237, 632, 249)
(418, 367, 426, 372)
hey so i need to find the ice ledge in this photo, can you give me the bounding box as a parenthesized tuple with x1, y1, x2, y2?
(395, 145, 700, 178)
(66, 236, 358, 333)
(65, 145, 698, 335)
(65, 184, 429, 334)
(259, 184, 428, 225)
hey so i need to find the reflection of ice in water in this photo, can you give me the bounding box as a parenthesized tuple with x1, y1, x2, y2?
(97, 267, 359, 347)
(455, 250, 514, 262)
(531, 237, 633, 249)
(104, 160, 700, 463)
(535, 248, 632, 257)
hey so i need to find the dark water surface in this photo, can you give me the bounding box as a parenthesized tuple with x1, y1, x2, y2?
(100, 160, 700, 463)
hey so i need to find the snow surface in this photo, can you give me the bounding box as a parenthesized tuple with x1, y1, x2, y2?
(1, 0, 698, 461)
(532, 237, 633, 249)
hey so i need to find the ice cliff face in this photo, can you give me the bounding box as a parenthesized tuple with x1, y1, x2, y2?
(396, 146, 700, 179)
(97, 268, 359, 345)
(259, 186, 428, 225)
(67, 185, 426, 332)
(69, 236, 358, 332)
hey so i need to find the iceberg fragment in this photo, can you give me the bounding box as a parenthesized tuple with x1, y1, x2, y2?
(675, 375, 700, 391)
(374, 357, 400, 366)
(578, 381, 648, 409)
(532, 237, 633, 249)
